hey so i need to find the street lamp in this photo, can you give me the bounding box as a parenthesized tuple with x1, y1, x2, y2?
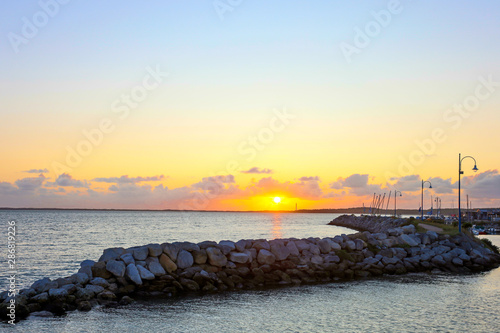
(421, 180, 432, 221)
(394, 190, 402, 217)
(458, 153, 478, 232)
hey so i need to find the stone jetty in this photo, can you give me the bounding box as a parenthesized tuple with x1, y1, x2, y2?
(2, 215, 500, 322)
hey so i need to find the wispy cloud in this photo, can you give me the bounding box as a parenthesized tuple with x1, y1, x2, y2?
(93, 175, 165, 184)
(241, 167, 273, 174)
(24, 168, 49, 174)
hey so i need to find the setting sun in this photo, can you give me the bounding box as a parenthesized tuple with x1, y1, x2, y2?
(273, 197, 281, 204)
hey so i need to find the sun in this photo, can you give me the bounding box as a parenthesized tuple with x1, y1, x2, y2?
(273, 196, 281, 204)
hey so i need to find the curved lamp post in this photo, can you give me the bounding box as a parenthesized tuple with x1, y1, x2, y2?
(394, 190, 402, 217)
(459, 153, 478, 232)
(421, 180, 432, 221)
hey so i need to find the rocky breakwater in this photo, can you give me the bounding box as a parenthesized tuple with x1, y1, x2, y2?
(328, 214, 407, 233)
(2, 222, 500, 322)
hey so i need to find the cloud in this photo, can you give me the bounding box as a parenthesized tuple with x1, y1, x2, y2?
(49, 173, 90, 188)
(329, 174, 384, 196)
(428, 177, 454, 194)
(388, 175, 421, 191)
(14, 174, 46, 191)
(0, 182, 17, 195)
(93, 175, 165, 184)
(241, 167, 273, 174)
(24, 169, 49, 174)
(462, 170, 500, 199)
(298, 176, 320, 182)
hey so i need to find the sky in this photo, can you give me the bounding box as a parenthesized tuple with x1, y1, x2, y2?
(1, 0, 500, 211)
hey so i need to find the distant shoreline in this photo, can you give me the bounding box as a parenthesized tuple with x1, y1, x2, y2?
(0, 207, 495, 215)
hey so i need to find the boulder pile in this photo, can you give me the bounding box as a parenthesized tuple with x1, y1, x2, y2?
(2, 215, 499, 322)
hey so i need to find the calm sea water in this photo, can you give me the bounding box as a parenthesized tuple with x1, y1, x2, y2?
(1, 210, 499, 332)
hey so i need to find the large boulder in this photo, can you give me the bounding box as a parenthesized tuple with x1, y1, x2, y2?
(159, 253, 177, 273)
(270, 243, 291, 261)
(206, 247, 227, 267)
(257, 249, 276, 265)
(126, 264, 142, 285)
(399, 234, 420, 247)
(317, 239, 332, 254)
(137, 265, 155, 280)
(193, 250, 208, 264)
(229, 252, 250, 264)
(286, 241, 300, 256)
(163, 243, 180, 261)
(31, 278, 58, 293)
(148, 244, 163, 257)
(132, 246, 149, 261)
(120, 253, 136, 265)
(148, 262, 166, 277)
(177, 250, 194, 269)
(99, 248, 125, 262)
(106, 260, 126, 277)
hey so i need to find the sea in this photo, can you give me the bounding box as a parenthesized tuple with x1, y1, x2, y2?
(0, 210, 499, 332)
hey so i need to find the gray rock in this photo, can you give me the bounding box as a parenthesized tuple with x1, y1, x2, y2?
(294, 240, 310, 252)
(402, 224, 416, 234)
(431, 255, 447, 266)
(177, 250, 194, 269)
(73, 272, 90, 285)
(48, 288, 68, 300)
(345, 240, 356, 251)
(137, 265, 156, 280)
(452, 257, 463, 266)
(286, 241, 300, 256)
(229, 252, 250, 264)
(193, 249, 208, 264)
(31, 292, 49, 303)
(148, 244, 163, 257)
(309, 244, 321, 255)
(318, 239, 332, 254)
(382, 257, 400, 266)
(270, 243, 291, 261)
(426, 231, 439, 242)
(90, 277, 110, 288)
(311, 255, 324, 265)
(99, 247, 125, 262)
(257, 249, 276, 265)
(219, 240, 236, 251)
(126, 264, 142, 285)
(235, 239, 248, 252)
(29, 311, 54, 318)
(163, 243, 180, 261)
(133, 246, 149, 261)
(253, 240, 271, 251)
(176, 241, 201, 252)
(399, 234, 420, 247)
(354, 239, 365, 251)
(433, 245, 451, 255)
(80, 260, 95, 268)
(31, 278, 58, 293)
(421, 233, 431, 245)
(326, 239, 342, 251)
(324, 255, 341, 263)
(206, 247, 228, 267)
(78, 265, 93, 279)
(148, 261, 166, 276)
(120, 253, 135, 265)
(198, 241, 218, 249)
(459, 253, 471, 261)
(106, 260, 126, 277)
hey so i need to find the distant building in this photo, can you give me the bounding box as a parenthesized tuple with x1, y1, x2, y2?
(471, 209, 500, 221)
